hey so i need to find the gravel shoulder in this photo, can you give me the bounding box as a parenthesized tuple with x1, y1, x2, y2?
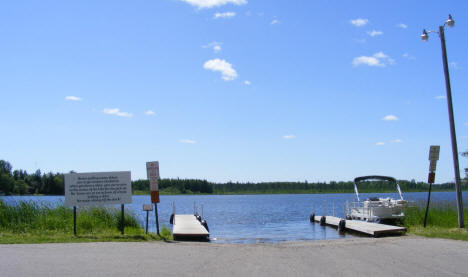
(1, 236, 468, 277)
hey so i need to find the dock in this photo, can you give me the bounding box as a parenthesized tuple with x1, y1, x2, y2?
(172, 214, 210, 240)
(312, 215, 406, 237)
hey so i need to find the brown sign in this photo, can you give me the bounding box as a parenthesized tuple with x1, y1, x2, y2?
(151, 191, 160, 203)
(428, 172, 435, 184)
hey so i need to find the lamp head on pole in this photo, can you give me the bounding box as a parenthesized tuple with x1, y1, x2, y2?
(421, 29, 429, 41)
(446, 14, 455, 27)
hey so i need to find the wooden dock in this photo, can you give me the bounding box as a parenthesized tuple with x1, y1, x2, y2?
(172, 214, 209, 240)
(312, 215, 406, 237)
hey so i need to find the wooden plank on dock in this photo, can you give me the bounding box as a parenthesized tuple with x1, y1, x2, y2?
(172, 215, 209, 239)
(344, 220, 406, 236)
(312, 215, 406, 236)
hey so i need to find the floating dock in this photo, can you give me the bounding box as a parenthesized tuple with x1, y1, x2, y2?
(172, 214, 210, 240)
(312, 215, 406, 237)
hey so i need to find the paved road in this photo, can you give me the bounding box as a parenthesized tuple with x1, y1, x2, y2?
(1, 237, 467, 277)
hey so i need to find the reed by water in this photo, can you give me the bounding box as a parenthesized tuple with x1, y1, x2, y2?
(403, 200, 468, 240)
(0, 199, 171, 243)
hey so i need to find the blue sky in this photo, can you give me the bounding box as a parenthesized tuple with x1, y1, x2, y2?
(1, 0, 467, 183)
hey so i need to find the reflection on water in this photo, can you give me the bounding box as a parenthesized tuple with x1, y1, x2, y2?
(2, 191, 466, 244)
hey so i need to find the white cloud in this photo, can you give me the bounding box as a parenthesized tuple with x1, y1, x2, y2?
(103, 108, 133, 118)
(367, 30, 383, 37)
(350, 18, 369, 27)
(202, 42, 222, 53)
(435, 95, 446, 100)
(465, 122, 468, 126)
(353, 56, 383, 67)
(203, 58, 238, 81)
(450, 62, 460, 69)
(65, 96, 83, 101)
(214, 12, 236, 19)
(179, 0, 247, 9)
(244, 80, 251, 85)
(376, 142, 385, 146)
(353, 52, 395, 67)
(270, 19, 279, 25)
(382, 115, 399, 121)
(403, 53, 415, 60)
(397, 23, 407, 29)
(392, 139, 403, 143)
(145, 110, 155, 116)
(283, 135, 295, 139)
(180, 139, 196, 144)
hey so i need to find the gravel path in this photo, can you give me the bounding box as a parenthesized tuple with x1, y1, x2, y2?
(1, 236, 467, 277)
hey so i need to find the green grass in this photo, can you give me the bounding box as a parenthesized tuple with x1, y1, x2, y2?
(0, 199, 172, 244)
(403, 201, 468, 241)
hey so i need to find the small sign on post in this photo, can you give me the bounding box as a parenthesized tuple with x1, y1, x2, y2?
(143, 204, 153, 234)
(424, 145, 440, 228)
(146, 161, 160, 235)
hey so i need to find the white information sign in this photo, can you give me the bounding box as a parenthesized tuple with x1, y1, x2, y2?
(429, 145, 440, 161)
(146, 161, 159, 191)
(429, 160, 437, 172)
(64, 171, 132, 207)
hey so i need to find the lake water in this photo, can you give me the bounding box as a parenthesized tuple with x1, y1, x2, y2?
(2, 191, 466, 244)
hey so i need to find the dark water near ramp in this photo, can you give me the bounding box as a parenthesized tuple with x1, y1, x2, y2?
(2, 192, 466, 243)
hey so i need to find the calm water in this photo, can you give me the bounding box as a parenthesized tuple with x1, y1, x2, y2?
(2, 191, 467, 244)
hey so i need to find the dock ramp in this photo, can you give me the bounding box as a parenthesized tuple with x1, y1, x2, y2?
(312, 215, 406, 237)
(172, 214, 209, 240)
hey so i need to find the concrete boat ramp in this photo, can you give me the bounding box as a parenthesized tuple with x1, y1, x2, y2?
(312, 215, 406, 237)
(172, 214, 210, 240)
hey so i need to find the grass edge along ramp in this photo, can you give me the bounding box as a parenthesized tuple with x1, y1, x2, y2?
(0, 199, 172, 244)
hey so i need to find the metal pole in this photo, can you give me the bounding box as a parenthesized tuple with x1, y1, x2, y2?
(121, 204, 125, 235)
(155, 203, 160, 235)
(424, 181, 433, 227)
(73, 206, 77, 236)
(439, 26, 464, 228)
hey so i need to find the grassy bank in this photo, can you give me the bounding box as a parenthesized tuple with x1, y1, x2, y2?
(0, 199, 172, 244)
(403, 201, 468, 241)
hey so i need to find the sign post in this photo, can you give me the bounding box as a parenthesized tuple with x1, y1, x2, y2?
(143, 204, 153, 234)
(424, 146, 440, 228)
(64, 171, 132, 235)
(146, 161, 160, 235)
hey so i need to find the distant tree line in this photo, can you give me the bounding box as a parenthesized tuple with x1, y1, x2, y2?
(1, 159, 467, 196)
(0, 160, 64, 195)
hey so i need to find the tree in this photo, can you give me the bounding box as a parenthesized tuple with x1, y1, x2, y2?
(13, 180, 29, 195)
(0, 160, 12, 176)
(0, 173, 15, 195)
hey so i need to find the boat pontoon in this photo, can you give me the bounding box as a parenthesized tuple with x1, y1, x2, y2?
(345, 176, 408, 223)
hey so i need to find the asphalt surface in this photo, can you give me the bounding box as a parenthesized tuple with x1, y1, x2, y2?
(1, 236, 468, 277)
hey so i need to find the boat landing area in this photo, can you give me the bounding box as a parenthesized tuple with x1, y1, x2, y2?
(1, 237, 467, 277)
(312, 215, 406, 236)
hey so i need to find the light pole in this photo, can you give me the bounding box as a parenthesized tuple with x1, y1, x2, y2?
(421, 14, 464, 228)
